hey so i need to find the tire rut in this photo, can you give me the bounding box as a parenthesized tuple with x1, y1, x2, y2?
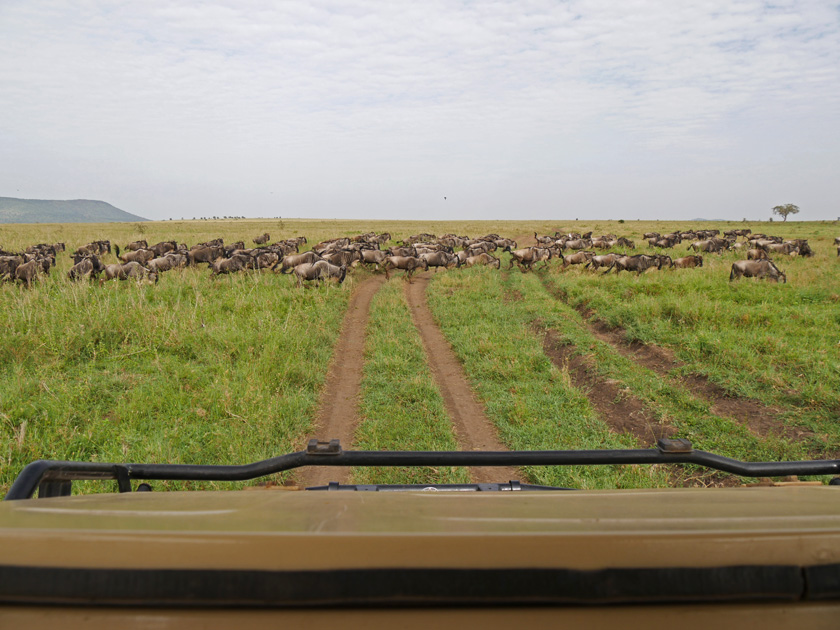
(405, 273, 520, 484)
(537, 275, 813, 445)
(296, 275, 386, 488)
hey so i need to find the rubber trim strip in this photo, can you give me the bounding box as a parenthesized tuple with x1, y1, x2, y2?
(1, 564, 836, 607)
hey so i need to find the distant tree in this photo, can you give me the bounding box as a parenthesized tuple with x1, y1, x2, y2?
(771, 203, 800, 222)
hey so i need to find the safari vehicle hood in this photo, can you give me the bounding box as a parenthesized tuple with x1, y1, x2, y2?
(2, 439, 840, 627)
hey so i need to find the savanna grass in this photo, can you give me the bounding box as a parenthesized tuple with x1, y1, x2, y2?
(426, 266, 671, 489)
(1, 257, 353, 494)
(353, 278, 471, 485)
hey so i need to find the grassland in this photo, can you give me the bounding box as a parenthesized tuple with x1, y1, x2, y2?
(1, 218, 838, 494)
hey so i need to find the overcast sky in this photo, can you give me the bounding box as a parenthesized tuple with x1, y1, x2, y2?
(1, 1, 838, 221)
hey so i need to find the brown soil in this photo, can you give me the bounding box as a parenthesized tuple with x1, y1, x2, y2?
(538, 326, 676, 446)
(296, 275, 386, 487)
(405, 274, 520, 484)
(583, 318, 813, 443)
(550, 292, 814, 444)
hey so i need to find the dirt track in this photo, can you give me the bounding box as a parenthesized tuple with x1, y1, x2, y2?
(298, 270, 519, 488)
(296, 276, 385, 487)
(406, 274, 519, 484)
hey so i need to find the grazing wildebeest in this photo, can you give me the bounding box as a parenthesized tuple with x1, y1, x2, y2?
(102, 261, 158, 283)
(509, 247, 555, 271)
(730, 260, 786, 283)
(253, 233, 270, 245)
(382, 256, 428, 282)
(672, 255, 703, 269)
(68, 255, 105, 281)
(465, 253, 501, 269)
(293, 260, 347, 287)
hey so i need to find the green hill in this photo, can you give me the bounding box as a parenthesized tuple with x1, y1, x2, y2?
(0, 197, 149, 224)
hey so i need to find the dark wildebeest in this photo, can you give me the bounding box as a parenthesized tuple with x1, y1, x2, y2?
(382, 256, 428, 282)
(608, 254, 661, 275)
(465, 253, 501, 269)
(187, 245, 224, 266)
(68, 255, 105, 281)
(150, 241, 178, 257)
(293, 261, 347, 287)
(672, 255, 703, 269)
(730, 260, 786, 283)
(253, 233, 270, 245)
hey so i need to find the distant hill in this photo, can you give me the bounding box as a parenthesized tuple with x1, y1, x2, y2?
(0, 197, 148, 223)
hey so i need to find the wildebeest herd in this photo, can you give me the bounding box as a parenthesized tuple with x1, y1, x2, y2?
(0, 227, 831, 289)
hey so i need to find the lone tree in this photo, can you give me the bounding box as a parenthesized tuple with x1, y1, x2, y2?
(771, 203, 800, 222)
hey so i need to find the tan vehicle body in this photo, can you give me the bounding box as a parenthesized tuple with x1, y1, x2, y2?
(2, 486, 840, 628)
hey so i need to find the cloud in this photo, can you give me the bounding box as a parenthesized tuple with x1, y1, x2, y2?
(0, 0, 838, 220)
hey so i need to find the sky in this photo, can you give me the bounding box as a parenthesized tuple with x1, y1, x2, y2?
(1, 1, 838, 221)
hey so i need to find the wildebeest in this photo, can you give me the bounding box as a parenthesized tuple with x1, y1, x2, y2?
(293, 260, 347, 287)
(360, 249, 389, 268)
(562, 251, 595, 268)
(253, 233, 270, 245)
(509, 247, 555, 271)
(187, 245, 224, 266)
(382, 256, 428, 282)
(14, 259, 40, 287)
(747, 248, 769, 260)
(420, 251, 460, 272)
(150, 241, 178, 257)
(730, 260, 786, 283)
(465, 253, 501, 269)
(274, 251, 321, 273)
(585, 253, 620, 272)
(119, 248, 155, 265)
(210, 254, 252, 275)
(102, 261, 158, 283)
(672, 255, 703, 269)
(607, 254, 661, 275)
(123, 240, 148, 252)
(68, 255, 105, 281)
(147, 253, 187, 273)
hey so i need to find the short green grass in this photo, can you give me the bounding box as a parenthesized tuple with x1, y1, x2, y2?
(353, 279, 471, 485)
(426, 266, 671, 489)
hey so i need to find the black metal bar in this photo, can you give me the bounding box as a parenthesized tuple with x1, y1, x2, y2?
(6, 446, 840, 501)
